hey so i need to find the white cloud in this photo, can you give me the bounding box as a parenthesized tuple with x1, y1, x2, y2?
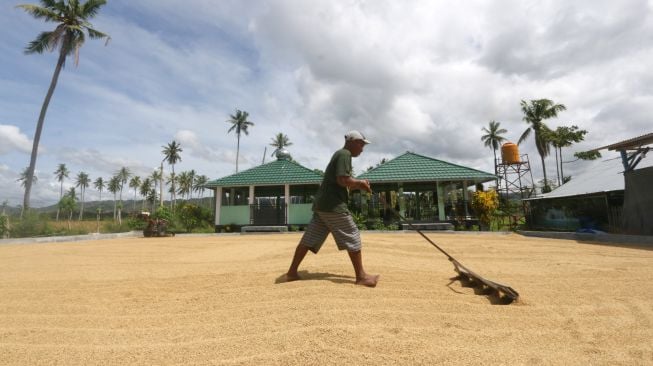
(2, 0, 653, 206)
(0, 124, 31, 155)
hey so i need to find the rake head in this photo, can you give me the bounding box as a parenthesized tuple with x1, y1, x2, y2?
(450, 258, 519, 304)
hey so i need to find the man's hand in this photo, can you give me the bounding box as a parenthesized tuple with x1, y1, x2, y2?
(337, 176, 372, 193)
(358, 179, 372, 193)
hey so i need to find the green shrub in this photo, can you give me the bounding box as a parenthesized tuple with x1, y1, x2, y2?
(126, 217, 146, 230)
(10, 211, 54, 237)
(351, 212, 367, 230)
(0, 215, 9, 238)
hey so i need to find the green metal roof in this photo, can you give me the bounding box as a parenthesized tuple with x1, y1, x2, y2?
(357, 151, 496, 183)
(205, 158, 323, 187)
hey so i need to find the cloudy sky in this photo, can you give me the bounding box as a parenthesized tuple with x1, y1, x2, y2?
(1, 0, 652, 207)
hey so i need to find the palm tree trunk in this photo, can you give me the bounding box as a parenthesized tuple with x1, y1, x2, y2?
(56, 182, 63, 221)
(554, 149, 561, 186)
(492, 148, 498, 188)
(540, 154, 548, 190)
(559, 147, 565, 183)
(78, 188, 84, 220)
(236, 134, 241, 172)
(23, 45, 67, 217)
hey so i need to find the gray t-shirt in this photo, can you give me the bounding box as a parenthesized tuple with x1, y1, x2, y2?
(313, 148, 352, 213)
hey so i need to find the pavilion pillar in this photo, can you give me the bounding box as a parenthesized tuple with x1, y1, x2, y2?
(215, 187, 222, 225)
(398, 183, 405, 217)
(284, 184, 290, 224)
(436, 182, 445, 221)
(462, 180, 469, 217)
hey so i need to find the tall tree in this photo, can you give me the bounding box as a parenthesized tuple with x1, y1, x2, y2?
(194, 174, 208, 208)
(518, 99, 567, 192)
(18, 167, 37, 217)
(129, 176, 141, 212)
(17, 167, 38, 188)
(150, 169, 163, 208)
(162, 141, 182, 210)
(166, 172, 177, 209)
(107, 175, 120, 221)
(53, 163, 69, 221)
(226, 109, 254, 172)
(116, 167, 130, 222)
(75, 171, 90, 220)
(59, 187, 77, 230)
(93, 176, 105, 220)
(18, 0, 110, 214)
(547, 125, 588, 185)
(480, 120, 507, 186)
(177, 171, 192, 201)
(187, 169, 196, 200)
(270, 132, 292, 158)
(139, 178, 151, 211)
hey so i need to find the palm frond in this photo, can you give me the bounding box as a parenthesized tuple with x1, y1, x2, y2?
(81, 0, 107, 18)
(24, 31, 55, 54)
(87, 27, 109, 40)
(17, 4, 60, 22)
(518, 128, 531, 145)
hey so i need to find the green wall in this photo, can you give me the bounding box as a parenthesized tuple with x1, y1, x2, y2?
(289, 203, 313, 224)
(220, 206, 250, 225)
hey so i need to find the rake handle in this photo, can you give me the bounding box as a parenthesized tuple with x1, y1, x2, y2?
(375, 193, 455, 261)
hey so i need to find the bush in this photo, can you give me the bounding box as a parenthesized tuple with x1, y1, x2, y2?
(471, 190, 499, 230)
(10, 211, 55, 237)
(351, 212, 367, 230)
(0, 215, 9, 238)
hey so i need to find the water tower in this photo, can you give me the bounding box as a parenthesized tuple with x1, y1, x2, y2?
(495, 142, 534, 224)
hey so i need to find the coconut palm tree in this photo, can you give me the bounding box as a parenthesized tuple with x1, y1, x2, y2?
(270, 132, 292, 158)
(115, 167, 130, 221)
(75, 171, 90, 220)
(150, 169, 163, 208)
(187, 169, 196, 200)
(166, 172, 177, 209)
(162, 141, 182, 209)
(129, 176, 141, 213)
(93, 176, 105, 221)
(53, 163, 69, 221)
(226, 109, 254, 172)
(480, 120, 507, 185)
(177, 171, 192, 201)
(17, 0, 110, 214)
(546, 125, 587, 185)
(139, 178, 152, 211)
(17, 167, 38, 188)
(518, 99, 566, 192)
(107, 175, 120, 221)
(194, 174, 209, 208)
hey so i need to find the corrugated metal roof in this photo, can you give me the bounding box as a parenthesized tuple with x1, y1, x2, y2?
(525, 155, 653, 200)
(357, 151, 496, 183)
(592, 131, 653, 151)
(205, 158, 323, 187)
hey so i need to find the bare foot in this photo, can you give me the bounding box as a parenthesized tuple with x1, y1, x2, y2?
(355, 274, 380, 287)
(286, 273, 301, 282)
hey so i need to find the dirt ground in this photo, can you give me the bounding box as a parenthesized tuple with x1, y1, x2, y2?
(1, 232, 652, 365)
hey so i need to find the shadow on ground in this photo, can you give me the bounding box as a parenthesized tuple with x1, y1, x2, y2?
(274, 271, 355, 285)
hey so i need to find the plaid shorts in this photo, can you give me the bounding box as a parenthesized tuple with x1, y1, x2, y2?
(299, 211, 362, 253)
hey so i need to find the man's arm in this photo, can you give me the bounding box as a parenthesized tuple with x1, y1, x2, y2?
(337, 176, 372, 193)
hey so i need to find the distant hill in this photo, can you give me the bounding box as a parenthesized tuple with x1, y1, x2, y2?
(1, 197, 214, 217)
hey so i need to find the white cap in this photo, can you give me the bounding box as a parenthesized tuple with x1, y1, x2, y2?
(344, 130, 371, 144)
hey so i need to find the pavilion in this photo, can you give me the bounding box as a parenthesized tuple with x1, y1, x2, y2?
(205, 151, 497, 232)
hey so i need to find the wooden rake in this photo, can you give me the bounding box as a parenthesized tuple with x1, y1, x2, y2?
(380, 200, 519, 304)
